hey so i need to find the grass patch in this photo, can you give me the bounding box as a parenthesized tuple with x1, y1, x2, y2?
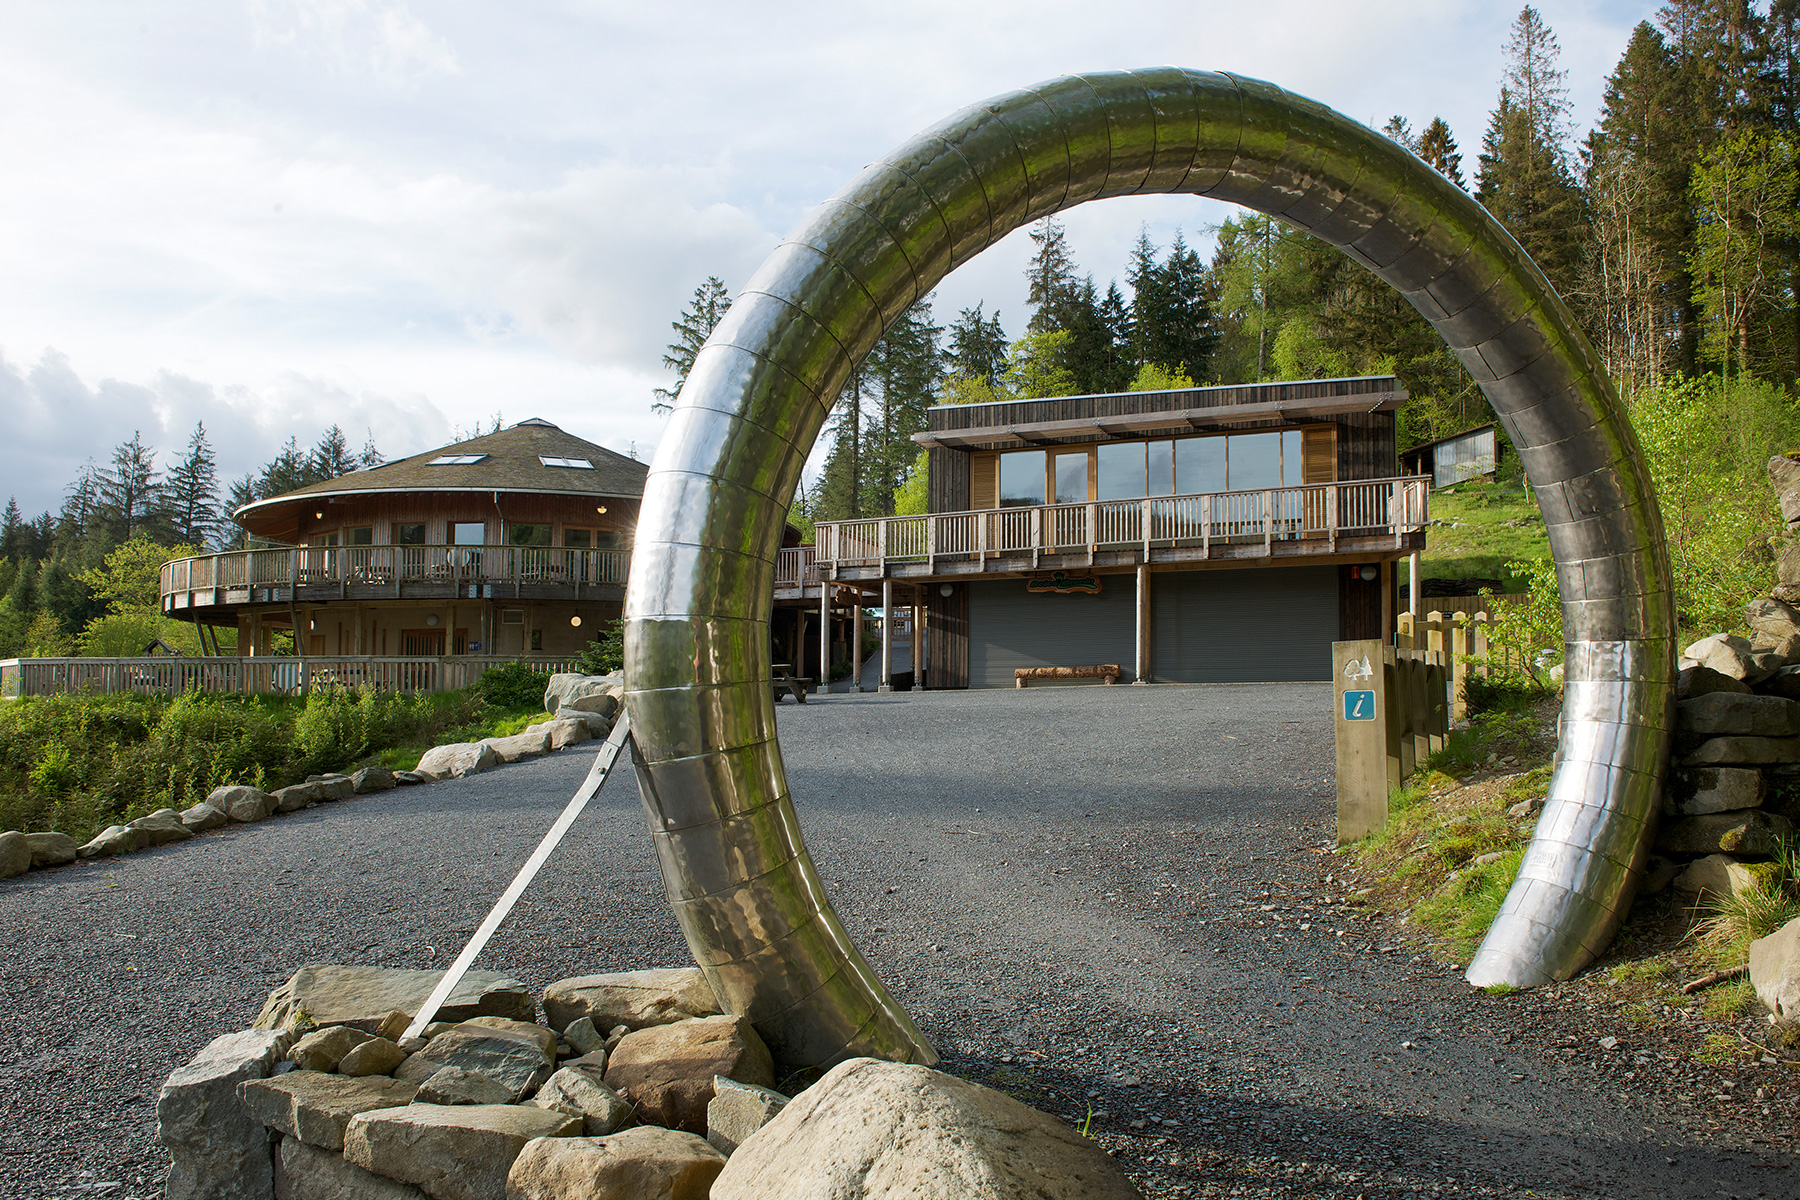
(1414, 478, 1548, 591)
(1691, 838, 1800, 970)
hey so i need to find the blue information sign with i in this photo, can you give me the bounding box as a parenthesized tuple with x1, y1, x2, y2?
(1342, 689, 1377, 721)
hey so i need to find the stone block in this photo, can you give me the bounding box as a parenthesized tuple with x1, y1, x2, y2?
(480, 731, 550, 764)
(180, 803, 230, 832)
(1667, 767, 1765, 815)
(1676, 692, 1800, 738)
(417, 1020, 556, 1103)
(23, 830, 78, 867)
(342, 1104, 580, 1200)
(210, 785, 279, 823)
(339, 1038, 407, 1078)
(1671, 854, 1785, 903)
(1746, 597, 1800, 646)
(292, 1027, 375, 1073)
(1684, 634, 1756, 681)
(1749, 916, 1800, 1022)
(531, 1066, 632, 1136)
(352, 766, 397, 794)
(0, 831, 29, 878)
(541, 969, 720, 1035)
(415, 1066, 515, 1106)
(129, 808, 195, 846)
(1679, 736, 1800, 766)
(158, 1029, 290, 1200)
(1657, 810, 1795, 859)
(274, 1136, 427, 1200)
(274, 782, 325, 812)
(239, 1070, 417, 1151)
(707, 1076, 789, 1156)
(1677, 665, 1751, 700)
(506, 1128, 726, 1200)
(604, 1015, 774, 1134)
(544, 719, 590, 750)
(414, 743, 500, 781)
(78, 824, 137, 858)
(307, 774, 356, 801)
(255, 965, 535, 1035)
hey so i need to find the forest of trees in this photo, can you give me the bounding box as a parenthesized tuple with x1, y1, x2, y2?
(0, 424, 383, 659)
(653, 3, 1800, 526)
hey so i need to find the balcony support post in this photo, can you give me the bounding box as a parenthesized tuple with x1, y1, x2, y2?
(879, 578, 894, 693)
(850, 593, 865, 692)
(911, 588, 925, 685)
(817, 583, 830, 695)
(1134, 563, 1152, 684)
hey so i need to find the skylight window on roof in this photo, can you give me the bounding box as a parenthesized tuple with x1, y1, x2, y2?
(430, 454, 487, 465)
(539, 456, 594, 469)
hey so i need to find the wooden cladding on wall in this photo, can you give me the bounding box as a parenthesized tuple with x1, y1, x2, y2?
(925, 582, 969, 689)
(970, 453, 998, 511)
(292, 492, 638, 547)
(927, 446, 971, 515)
(924, 376, 1399, 433)
(1300, 426, 1337, 484)
(1332, 413, 1397, 483)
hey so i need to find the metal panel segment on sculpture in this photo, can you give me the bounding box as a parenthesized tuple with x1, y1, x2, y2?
(622, 67, 1676, 1066)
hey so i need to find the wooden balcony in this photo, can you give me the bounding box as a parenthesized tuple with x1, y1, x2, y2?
(160, 544, 629, 616)
(811, 477, 1430, 582)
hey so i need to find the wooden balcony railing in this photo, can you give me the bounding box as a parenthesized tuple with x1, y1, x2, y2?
(1, 655, 580, 699)
(774, 546, 820, 591)
(160, 544, 629, 610)
(812, 477, 1429, 575)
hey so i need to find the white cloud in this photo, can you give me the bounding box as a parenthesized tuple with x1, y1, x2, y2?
(248, 0, 460, 90)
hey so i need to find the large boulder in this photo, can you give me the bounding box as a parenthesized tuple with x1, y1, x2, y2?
(1749, 915, 1800, 1021)
(1746, 597, 1800, 648)
(157, 1029, 291, 1200)
(255, 965, 535, 1035)
(24, 830, 78, 868)
(1679, 736, 1800, 766)
(707, 1076, 790, 1156)
(544, 672, 623, 714)
(291, 1026, 375, 1073)
(1671, 854, 1784, 903)
(1677, 664, 1753, 700)
(417, 1018, 557, 1102)
(353, 765, 398, 794)
(541, 969, 720, 1034)
(78, 824, 137, 858)
(552, 708, 612, 736)
(604, 1015, 774, 1134)
(339, 1037, 408, 1077)
(238, 1070, 416, 1151)
(129, 808, 195, 846)
(1677, 692, 1800, 739)
(506, 1128, 726, 1200)
(274, 781, 325, 812)
(179, 803, 229, 832)
(542, 718, 591, 750)
(275, 1136, 427, 1200)
(480, 731, 550, 764)
(1684, 634, 1758, 682)
(710, 1058, 1142, 1200)
(342, 1103, 580, 1200)
(0, 831, 29, 878)
(308, 774, 356, 801)
(531, 1065, 633, 1136)
(414, 743, 500, 781)
(1667, 767, 1766, 816)
(416, 1066, 515, 1106)
(1770, 455, 1800, 531)
(1657, 809, 1795, 858)
(209, 784, 278, 823)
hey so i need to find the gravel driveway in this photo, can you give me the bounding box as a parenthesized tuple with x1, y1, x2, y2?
(1, 683, 1793, 1198)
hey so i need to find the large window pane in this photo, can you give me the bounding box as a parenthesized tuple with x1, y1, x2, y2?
(998, 450, 1046, 507)
(1174, 437, 1226, 494)
(1228, 432, 1281, 490)
(393, 523, 425, 546)
(1281, 429, 1304, 485)
(346, 526, 373, 546)
(451, 522, 486, 546)
(509, 524, 552, 546)
(1053, 452, 1088, 503)
(1096, 442, 1146, 500)
(1147, 441, 1174, 496)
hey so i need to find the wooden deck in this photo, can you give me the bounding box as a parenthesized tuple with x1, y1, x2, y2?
(810, 477, 1429, 583)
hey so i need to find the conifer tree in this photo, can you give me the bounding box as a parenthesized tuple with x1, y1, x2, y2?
(96, 432, 161, 543)
(357, 430, 384, 468)
(948, 304, 1009, 384)
(0, 498, 23, 562)
(1416, 118, 1466, 188)
(163, 423, 221, 548)
(653, 276, 731, 415)
(310, 425, 356, 482)
(260, 438, 310, 499)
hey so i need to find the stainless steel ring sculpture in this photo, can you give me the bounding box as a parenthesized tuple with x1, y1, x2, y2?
(623, 68, 1675, 1064)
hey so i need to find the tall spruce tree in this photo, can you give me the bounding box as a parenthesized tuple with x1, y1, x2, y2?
(163, 423, 221, 547)
(653, 276, 731, 415)
(260, 438, 310, 499)
(1477, 7, 1589, 297)
(0, 498, 23, 562)
(96, 432, 161, 543)
(1417, 118, 1467, 188)
(310, 425, 356, 482)
(1127, 230, 1217, 381)
(948, 303, 1009, 384)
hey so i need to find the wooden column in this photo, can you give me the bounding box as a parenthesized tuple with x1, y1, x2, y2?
(1380, 559, 1395, 646)
(1134, 564, 1151, 684)
(818, 585, 830, 695)
(878, 578, 894, 692)
(911, 592, 924, 685)
(851, 594, 865, 692)
(1408, 550, 1421, 617)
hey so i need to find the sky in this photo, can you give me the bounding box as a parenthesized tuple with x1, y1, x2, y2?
(0, 0, 1658, 518)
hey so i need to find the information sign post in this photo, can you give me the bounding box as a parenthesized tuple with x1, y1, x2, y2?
(1334, 638, 1391, 844)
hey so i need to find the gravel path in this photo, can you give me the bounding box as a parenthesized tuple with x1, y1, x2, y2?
(1, 683, 1793, 1198)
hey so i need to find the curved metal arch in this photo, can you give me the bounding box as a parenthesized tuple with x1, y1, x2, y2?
(624, 68, 1675, 1067)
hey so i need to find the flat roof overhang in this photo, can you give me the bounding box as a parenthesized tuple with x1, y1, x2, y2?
(914, 390, 1407, 450)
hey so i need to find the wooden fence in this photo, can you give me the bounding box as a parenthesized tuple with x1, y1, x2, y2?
(0, 655, 580, 700)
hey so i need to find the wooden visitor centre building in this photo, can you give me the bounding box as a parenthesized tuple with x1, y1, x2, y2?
(805, 374, 1428, 689)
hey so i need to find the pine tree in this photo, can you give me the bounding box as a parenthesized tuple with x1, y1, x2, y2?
(357, 430, 384, 468)
(1477, 7, 1589, 297)
(1128, 230, 1217, 381)
(95, 432, 161, 542)
(1025, 217, 1078, 332)
(0, 498, 23, 562)
(654, 276, 731, 414)
(260, 438, 310, 499)
(948, 303, 1009, 384)
(310, 425, 356, 482)
(163, 423, 221, 547)
(1383, 115, 1418, 151)
(864, 301, 944, 515)
(1416, 118, 1466, 188)
(225, 474, 258, 548)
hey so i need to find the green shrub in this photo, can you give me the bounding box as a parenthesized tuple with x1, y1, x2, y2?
(473, 661, 552, 710)
(571, 622, 623, 676)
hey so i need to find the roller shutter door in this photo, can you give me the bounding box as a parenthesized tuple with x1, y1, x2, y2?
(967, 578, 1137, 688)
(1151, 566, 1337, 682)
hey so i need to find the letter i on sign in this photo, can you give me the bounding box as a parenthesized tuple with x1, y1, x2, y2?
(1343, 689, 1377, 721)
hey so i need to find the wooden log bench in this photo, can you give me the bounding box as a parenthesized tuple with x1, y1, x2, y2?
(1014, 664, 1121, 688)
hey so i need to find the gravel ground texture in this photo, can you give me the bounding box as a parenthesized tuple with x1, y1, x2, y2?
(1, 682, 1795, 1199)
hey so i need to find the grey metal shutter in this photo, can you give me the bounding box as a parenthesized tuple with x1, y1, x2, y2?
(1151, 566, 1338, 683)
(967, 578, 1138, 687)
